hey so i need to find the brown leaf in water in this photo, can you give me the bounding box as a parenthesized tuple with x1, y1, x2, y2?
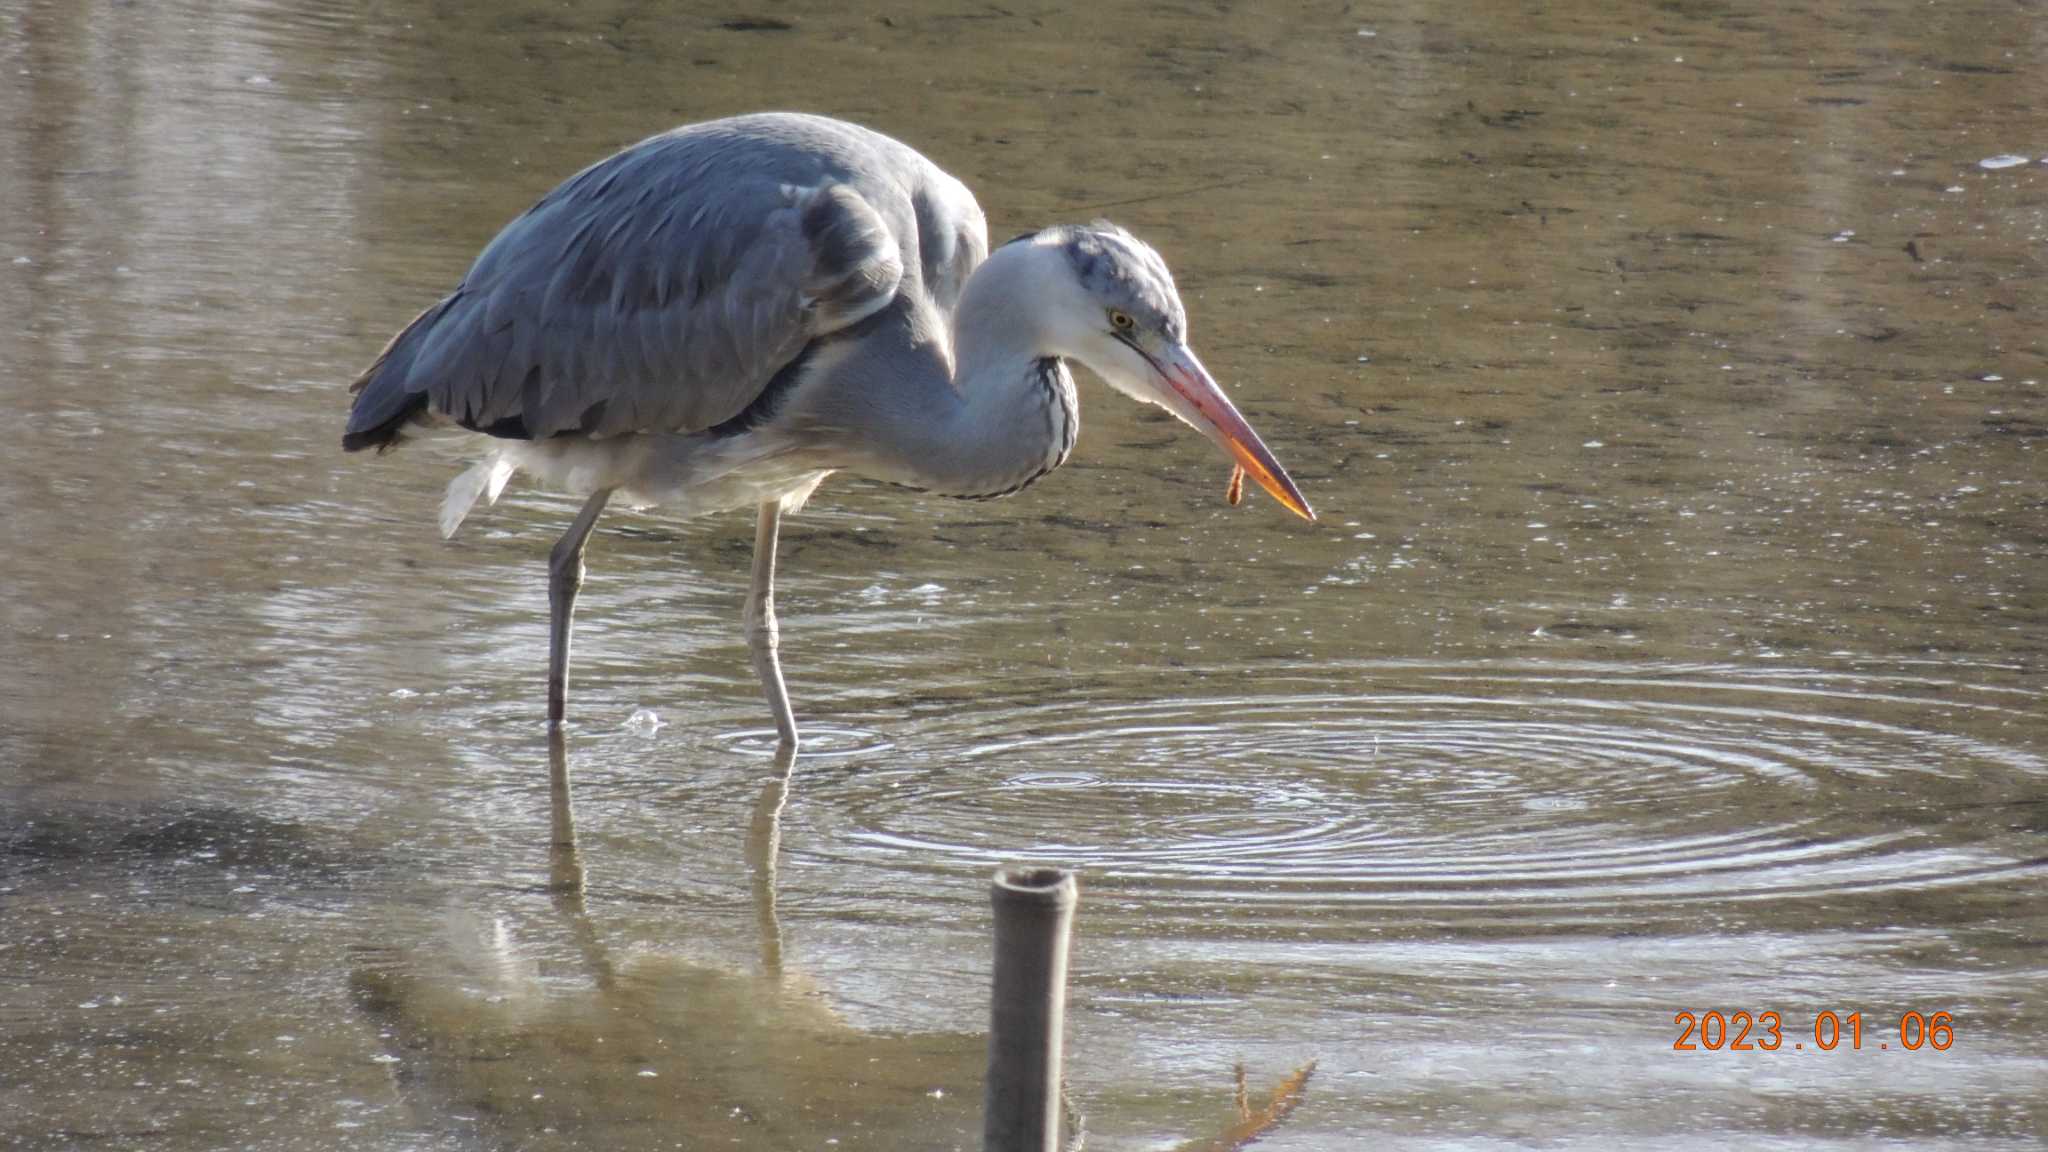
(1170, 1060, 1317, 1152)
(1226, 465, 1245, 506)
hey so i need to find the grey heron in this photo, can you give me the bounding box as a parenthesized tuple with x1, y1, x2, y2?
(344, 112, 1313, 749)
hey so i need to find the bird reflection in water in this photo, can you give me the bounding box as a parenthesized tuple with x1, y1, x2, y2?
(545, 728, 584, 900)
(353, 735, 1309, 1148)
(352, 735, 982, 1149)
(544, 727, 796, 981)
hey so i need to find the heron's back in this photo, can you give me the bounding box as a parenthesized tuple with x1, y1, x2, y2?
(343, 113, 987, 453)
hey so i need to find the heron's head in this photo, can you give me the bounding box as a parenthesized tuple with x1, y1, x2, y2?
(1029, 223, 1314, 521)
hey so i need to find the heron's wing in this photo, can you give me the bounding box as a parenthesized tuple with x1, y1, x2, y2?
(348, 127, 908, 445)
(910, 159, 988, 318)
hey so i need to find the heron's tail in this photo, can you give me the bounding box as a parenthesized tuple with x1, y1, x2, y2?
(342, 295, 459, 453)
(439, 455, 515, 539)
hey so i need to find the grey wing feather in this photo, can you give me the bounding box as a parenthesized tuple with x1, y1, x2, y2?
(344, 114, 960, 449)
(912, 169, 987, 317)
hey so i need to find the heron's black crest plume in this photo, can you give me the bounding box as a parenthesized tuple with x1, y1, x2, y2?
(1049, 221, 1186, 342)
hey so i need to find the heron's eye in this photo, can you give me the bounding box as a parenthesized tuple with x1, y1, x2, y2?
(1109, 310, 1136, 332)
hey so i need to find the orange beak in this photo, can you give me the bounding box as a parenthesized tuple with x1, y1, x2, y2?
(1152, 344, 1315, 522)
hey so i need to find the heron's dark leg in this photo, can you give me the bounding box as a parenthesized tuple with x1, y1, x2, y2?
(743, 500, 800, 750)
(547, 488, 613, 726)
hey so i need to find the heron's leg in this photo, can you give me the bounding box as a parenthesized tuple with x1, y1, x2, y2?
(547, 488, 613, 727)
(743, 500, 800, 750)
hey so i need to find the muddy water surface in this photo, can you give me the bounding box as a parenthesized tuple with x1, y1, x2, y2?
(2, 1, 2044, 1149)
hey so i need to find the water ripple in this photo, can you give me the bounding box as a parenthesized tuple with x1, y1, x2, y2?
(801, 665, 2045, 916)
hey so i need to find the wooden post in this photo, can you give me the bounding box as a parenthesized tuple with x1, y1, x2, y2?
(983, 867, 1077, 1152)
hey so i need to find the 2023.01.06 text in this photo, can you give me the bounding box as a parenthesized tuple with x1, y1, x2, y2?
(1673, 1011, 1954, 1052)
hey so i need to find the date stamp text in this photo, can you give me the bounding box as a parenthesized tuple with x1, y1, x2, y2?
(1673, 1011, 1954, 1052)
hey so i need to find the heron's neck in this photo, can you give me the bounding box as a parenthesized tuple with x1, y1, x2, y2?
(952, 241, 1071, 391)
(812, 243, 1079, 498)
(836, 244, 1077, 499)
(926, 244, 1080, 497)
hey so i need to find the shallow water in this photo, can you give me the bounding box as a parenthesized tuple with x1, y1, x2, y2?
(2, 0, 2044, 1148)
